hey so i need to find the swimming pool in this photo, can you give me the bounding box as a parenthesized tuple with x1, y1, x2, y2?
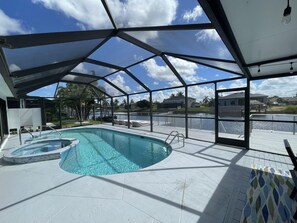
(58, 128, 172, 176)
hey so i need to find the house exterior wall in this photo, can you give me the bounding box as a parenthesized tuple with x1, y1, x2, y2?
(163, 97, 196, 108)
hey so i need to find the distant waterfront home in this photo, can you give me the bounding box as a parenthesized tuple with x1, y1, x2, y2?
(283, 96, 297, 105)
(219, 93, 268, 113)
(159, 95, 196, 109)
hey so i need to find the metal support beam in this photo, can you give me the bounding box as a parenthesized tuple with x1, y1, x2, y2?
(149, 91, 153, 132)
(11, 59, 80, 77)
(165, 52, 243, 76)
(103, 77, 127, 96)
(117, 32, 162, 55)
(89, 84, 112, 98)
(54, 82, 60, 98)
(246, 55, 297, 67)
(118, 23, 214, 32)
(0, 49, 17, 97)
(251, 71, 297, 81)
(85, 58, 123, 70)
(199, 0, 251, 79)
(124, 69, 151, 92)
(161, 54, 186, 86)
(0, 29, 114, 49)
(127, 95, 130, 128)
(40, 98, 46, 129)
(111, 97, 114, 126)
(68, 72, 100, 80)
(101, 0, 117, 29)
(166, 52, 236, 63)
(16, 74, 65, 96)
(185, 86, 188, 138)
(214, 83, 218, 143)
(245, 80, 250, 149)
(92, 101, 95, 121)
(100, 99, 103, 123)
(59, 99, 62, 129)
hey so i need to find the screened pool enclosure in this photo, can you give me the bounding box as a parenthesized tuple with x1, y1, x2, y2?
(0, 0, 297, 154)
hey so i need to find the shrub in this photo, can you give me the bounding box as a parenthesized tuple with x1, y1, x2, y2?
(284, 105, 297, 114)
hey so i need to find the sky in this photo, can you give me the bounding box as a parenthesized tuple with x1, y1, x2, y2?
(1, 0, 297, 102)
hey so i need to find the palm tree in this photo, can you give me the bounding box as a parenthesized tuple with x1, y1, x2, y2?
(114, 99, 119, 110)
(176, 91, 184, 97)
(56, 83, 104, 122)
(202, 96, 210, 105)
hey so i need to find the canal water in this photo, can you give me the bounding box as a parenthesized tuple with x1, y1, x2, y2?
(91, 112, 297, 135)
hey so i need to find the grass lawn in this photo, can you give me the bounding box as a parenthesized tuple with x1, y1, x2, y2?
(175, 106, 212, 114)
(267, 105, 297, 114)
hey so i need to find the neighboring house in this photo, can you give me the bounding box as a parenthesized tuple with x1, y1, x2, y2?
(219, 93, 268, 107)
(268, 96, 286, 106)
(191, 102, 201, 108)
(160, 95, 196, 109)
(219, 93, 268, 115)
(283, 97, 297, 105)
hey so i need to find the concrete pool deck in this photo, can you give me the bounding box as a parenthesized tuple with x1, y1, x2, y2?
(0, 125, 294, 223)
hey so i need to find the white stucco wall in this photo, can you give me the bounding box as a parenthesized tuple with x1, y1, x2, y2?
(7, 108, 42, 133)
(0, 74, 13, 100)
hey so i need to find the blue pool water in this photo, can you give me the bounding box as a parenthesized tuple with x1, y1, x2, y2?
(58, 128, 171, 176)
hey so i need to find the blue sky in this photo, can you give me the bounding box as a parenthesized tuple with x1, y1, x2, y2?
(1, 0, 297, 101)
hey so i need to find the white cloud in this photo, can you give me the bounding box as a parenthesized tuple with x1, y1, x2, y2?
(142, 59, 178, 82)
(251, 77, 297, 97)
(153, 89, 184, 102)
(218, 46, 231, 58)
(217, 77, 297, 98)
(182, 5, 203, 22)
(229, 79, 247, 89)
(137, 85, 144, 91)
(0, 10, 27, 35)
(127, 31, 159, 43)
(130, 94, 149, 102)
(153, 82, 159, 85)
(32, 0, 112, 29)
(31, 0, 178, 35)
(217, 85, 226, 90)
(168, 57, 207, 83)
(72, 63, 88, 74)
(107, 74, 131, 95)
(169, 80, 183, 87)
(188, 85, 215, 101)
(195, 29, 221, 42)
(108, 0, 178, 27)
(110, 0, 178, 42)
(134, 54, 144, 62)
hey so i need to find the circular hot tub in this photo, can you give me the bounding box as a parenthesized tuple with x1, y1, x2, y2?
(3, 138, 79, 164)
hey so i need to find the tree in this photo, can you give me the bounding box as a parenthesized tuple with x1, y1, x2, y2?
(208, 98, 215, 107)
(56, 83, 103, 122)
(170, 93, 175, 98)
(177, 91, 184, 97)
(121, 99, 127, 110)
(136, 99, 150, 109)
(113, 99, 119, 110)
(202, 96, 210, 105)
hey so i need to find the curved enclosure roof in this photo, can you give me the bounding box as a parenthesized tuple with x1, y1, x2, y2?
(0, 0, 296, 99)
